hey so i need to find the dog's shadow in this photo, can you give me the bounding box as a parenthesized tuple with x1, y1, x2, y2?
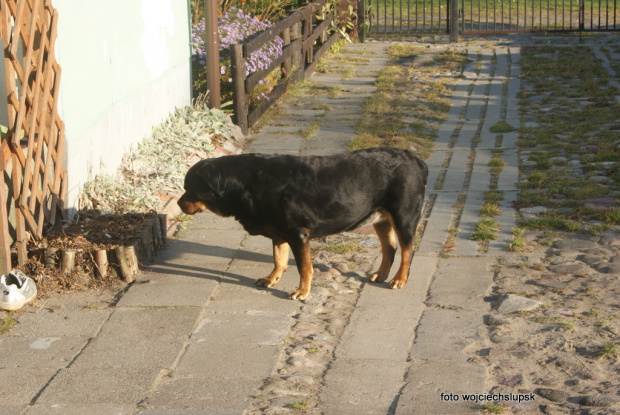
(143, 238, 297, 298)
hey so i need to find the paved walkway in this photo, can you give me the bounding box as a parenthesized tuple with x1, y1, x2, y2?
(1, 39, 523, 415)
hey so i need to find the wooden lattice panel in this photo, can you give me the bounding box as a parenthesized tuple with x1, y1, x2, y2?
(0, 0, 67, 274)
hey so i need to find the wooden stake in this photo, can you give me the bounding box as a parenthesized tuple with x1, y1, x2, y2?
(125, 245, 139, 276)
(94, 249, 108, 279)
(60, 249, 75, 274)
(44, 247, 58, 269)
(114, 246, 134, 283)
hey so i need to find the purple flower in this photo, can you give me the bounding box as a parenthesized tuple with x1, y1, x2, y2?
(192, 8, 283, 77)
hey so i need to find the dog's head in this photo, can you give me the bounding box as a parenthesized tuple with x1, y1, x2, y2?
(177, 159, 224, 216)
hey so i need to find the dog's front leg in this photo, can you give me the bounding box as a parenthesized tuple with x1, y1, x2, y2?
(256, 240, 289, 288)
(288, 230, 313, 300)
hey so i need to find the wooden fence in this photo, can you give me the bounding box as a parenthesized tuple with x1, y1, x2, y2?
(0, 0, 68, 275)
(231, 0, 353, 134)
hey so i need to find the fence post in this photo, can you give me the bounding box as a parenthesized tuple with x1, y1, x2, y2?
(231, 44, 249, 135)
(358, 0, 366, 42)
(292, 21, 302, 70)
(204, 0, 221, 109)
(282, 27, 292, 78)
(450, 0, 459, 42)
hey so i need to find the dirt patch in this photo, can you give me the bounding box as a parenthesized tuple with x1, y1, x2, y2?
(477, 233, 620, 414)
(20, 212, 154, 295)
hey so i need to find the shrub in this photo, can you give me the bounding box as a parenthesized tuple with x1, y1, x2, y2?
(192, 8, 284, 107)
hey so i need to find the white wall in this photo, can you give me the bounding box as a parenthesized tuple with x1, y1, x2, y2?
(53, 0, 192, 213)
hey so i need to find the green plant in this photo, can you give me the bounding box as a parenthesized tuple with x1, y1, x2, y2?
(484, 190, 504, 203)
(490, 121, 515, 133)
(288, 401, 309, 410)
(321, 242, 365, 254)
(596, 342, 619, 358)
(301, 122, 321, 139)
(480, 202, 500, 218)
(480, 402, 507, 414)
(0, 314, 17, 335)
(521, 217, 580, 232)
(471, 218, 499, 241)
(507, 227, 527, 252)
(604, 208, 620, 224)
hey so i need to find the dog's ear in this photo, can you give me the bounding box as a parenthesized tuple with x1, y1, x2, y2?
(253, 166, 290, 205)
(195, 163, 222, 195)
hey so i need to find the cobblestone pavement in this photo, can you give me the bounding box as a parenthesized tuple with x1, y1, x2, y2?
(2, 35, 619, 415)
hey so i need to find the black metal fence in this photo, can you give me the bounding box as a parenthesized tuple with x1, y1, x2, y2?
(365, 0, 619, 34)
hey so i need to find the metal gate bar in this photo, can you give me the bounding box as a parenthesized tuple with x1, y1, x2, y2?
(461, 0, 619, 33)
(369, 0, 450, 33)
(367, 0, 619, 34)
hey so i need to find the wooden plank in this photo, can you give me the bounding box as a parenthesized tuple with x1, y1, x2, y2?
(247, 68, 303, 128)
(304, 30, 341, 79)
(8, 0, 27, 58)
(243, 9, 302, 55)
(20, 8, 49, 220)
(11, 153, 27, 265)
(0, 166, 12, 275)
(245, 38, 300, 92)
(33, 60, 62, 235)
(25, 13, 57, 217)
(11, 0, 41, 147)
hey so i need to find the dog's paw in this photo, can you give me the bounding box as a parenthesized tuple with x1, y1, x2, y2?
(388, 278, 407, 289)
(289, 289, 310, 301)
(369, 272, 388, 283)
(255, 277, 277, 288)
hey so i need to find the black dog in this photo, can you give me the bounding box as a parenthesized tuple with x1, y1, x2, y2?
(178, 147, 428, 300)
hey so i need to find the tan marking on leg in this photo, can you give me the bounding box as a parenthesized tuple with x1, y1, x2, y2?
(290, 237, 313, 300)
(389, 231, 414, 290)
(256, 241, 289, 288)
(369, 214, 397, 283)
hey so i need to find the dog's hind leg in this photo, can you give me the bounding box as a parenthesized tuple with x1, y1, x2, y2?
(388, 214, 420, 290)
(256, 240, 289, 288)
(388, 235, 414, 289)
(288, 231, 313, 300)
(369, 218, 397, 283)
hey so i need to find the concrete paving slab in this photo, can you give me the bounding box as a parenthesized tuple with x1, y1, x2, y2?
(0, 337, 85, 369)
(228, 247, 286, 268)
(442, 150, 470, 191)
(186, 211, 244, 230)
(1, 366, 63, 405)
(24, 404, 134, 415)
(153, 238, 244, 268)
(396, 361, 486, 415)
(468, 150, 492, 191)
(0, 405, 27, 415)
(8, 309, 111, 337)
(116, 279, 218, 307)
(205, 281, 299, 316)
(220, 265, 300, 292)
(455, 192, 486, 256)
(98, 308, 200, 338)
(190, 313, 291, 346)
(137, 410, 243, 415)
(180, 228, 247, 250)
(417, 193, 460, 256)
(410, 309, 484, 362)
(37, 365, 161, 404)
(320, 358, 405, 415)
(173, 343, 281, 378)
(336, 308, 416, 360)
(68, 336, 185, 371)
(427, 257, 493, 310)
(143, 377, 259, 412)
